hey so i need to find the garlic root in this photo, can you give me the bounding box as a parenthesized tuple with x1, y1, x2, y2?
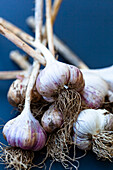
(0, 144, 34, 170)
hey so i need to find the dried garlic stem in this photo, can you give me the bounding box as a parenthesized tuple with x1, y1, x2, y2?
(10, 50, 31, 70)
(35, 0, 43, 44)
(25, 62, 40, 107)
(0, 24, 45, 66)
(42, 0, 63, 41)
(46, 0, 55, 56)
(51, 0, 63, 23)
(0, 71, 26, 80)
(0, 17, 34, 44)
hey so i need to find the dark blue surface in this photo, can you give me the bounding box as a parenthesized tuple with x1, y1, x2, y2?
(0, 0, 113, 169)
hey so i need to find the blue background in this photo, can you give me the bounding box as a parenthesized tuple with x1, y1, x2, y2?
(0, 0, 113, 169)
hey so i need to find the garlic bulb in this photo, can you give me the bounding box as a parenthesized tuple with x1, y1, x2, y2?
(81, 65, 113, 92)
(81, 72, 108, 108)
(73, 109, 113, 150)
(7, 78, 28, 107)
(3, 106, 47, 151)
(36, 43, 85, 102)
(8, 77, 41, 107)
(41, 104, 63, 133)
(3, 63, 47, 151)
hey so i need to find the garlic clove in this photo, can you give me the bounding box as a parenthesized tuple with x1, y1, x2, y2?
(3, 109, 47, 151)
(41, 104, 63, 133)
(73, 109, 112, 150)
(81, 72, 108, 108)
(68, 65, 85, 92)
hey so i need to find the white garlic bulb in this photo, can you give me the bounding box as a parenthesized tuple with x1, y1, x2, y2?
(81, 72, 108, 108)
(73, 109, 113, 150)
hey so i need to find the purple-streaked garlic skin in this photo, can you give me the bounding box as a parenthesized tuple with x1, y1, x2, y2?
(3, 109, 47, 151)
(73, 109, 113, 150)
(36, 61, 85, 102)
(80, 72, 108, 108)
(67, 65, 85, 92)
(41, 104, 63, 133)
(8, 78, 41, 107)
(81, 65, 113, 92)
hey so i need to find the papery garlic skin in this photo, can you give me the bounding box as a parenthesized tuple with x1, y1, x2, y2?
(8, 78, 41, 107)
(8, 79, 28, 107)
(41, 104, 63, 133)
(81, 73, 108, 108)
(73, 109, 113, 150)
(108, 90, 113, 102)
(81, 65, 113, 92)
(36, 61, 84, 102)
(3, 108, 47, 151)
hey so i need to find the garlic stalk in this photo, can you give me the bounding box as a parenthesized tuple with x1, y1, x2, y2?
(41, 104, 63, 133)
(81, 65, 113, 92)
(36, 42, 85, 102)
(81, 72, 108, 108)
(73, 109, 113, 153)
